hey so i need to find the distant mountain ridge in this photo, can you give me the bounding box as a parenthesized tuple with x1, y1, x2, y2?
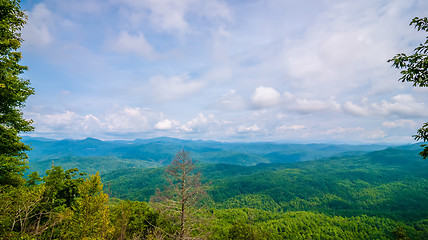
(23, 136, 411, 175)
(23, 136, 393, 161)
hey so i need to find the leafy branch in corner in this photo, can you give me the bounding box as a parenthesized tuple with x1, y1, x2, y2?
(388, 17, 428, 159)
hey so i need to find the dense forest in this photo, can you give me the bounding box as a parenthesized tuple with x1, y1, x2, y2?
(101, 144, 428, 239)
(2, 137, 428, 239)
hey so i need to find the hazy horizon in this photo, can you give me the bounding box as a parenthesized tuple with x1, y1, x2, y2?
(22, 134, 417, 147)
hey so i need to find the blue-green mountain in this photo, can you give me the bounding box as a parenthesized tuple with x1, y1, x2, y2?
(24, 136, 393, 175)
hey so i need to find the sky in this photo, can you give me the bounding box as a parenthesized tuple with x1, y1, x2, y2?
(18, 0, 428, 143)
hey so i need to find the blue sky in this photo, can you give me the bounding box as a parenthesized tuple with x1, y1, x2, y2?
(19, 0, 428, 143)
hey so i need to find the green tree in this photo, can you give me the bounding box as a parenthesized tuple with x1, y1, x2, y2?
(43, 166, 86, 208)
(63, 172, 113, 239)
(0, 0, 34, 186)
(110, 200, 159, 239)
(0, 166, 90, 239)
(388, 17, 428, 159)
(228, 221, 265, 240)
(26, 171, 41, 186)
(392, 226, 410, 240)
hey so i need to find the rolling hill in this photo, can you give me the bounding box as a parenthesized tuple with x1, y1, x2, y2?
(24, 136, 394, 175)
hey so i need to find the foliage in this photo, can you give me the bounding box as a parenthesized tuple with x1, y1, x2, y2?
(103, 167, 166, 201)
(43, 166, 86, 208)
(110, 200, 159, 239)
(414, 122, 428, 159)
(61, 172, 113, 239)
(209, 209, 421, 240)
(388, 17, 428, 158)
(0, 0, 34, 187)
(0, 166, 84, 238)
(0, 164, 118, 239)
(0, 185, 44, 238)
(388, 17, 428, 87)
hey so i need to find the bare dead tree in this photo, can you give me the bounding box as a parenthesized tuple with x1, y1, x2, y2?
(150, 150, 209, 240)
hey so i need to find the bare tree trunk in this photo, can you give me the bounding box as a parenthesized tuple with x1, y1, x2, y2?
(150, 150, 209, 240)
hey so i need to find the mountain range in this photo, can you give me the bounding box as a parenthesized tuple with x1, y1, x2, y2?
(22, 136, 401, 175)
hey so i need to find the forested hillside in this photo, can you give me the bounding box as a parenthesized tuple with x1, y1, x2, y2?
(103, 145, 428, 221)
(93, 145, 428, 239)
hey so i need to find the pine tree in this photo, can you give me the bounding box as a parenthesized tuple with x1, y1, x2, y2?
(0, 0, 34, 186)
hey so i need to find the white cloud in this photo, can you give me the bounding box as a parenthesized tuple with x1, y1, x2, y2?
(104, 107, 159, 132)
(322, 127, 386, 141)
(279, 0, 425, 100)
(283, 92, 340, 114)
(143, 0, 191, 34)
(324, 127, 364, 135)
(114, 0, 231, 35)
(343, 94, 428, 118)
(364, 129, 386, 139)
(292, 98, 340, 114)
(28, 110, 102, 134)
(211, 90, 246, 111)
(22, 3, 53, 47)
(149, 74, 205, 101)
(108, 31, 155, 58)
(343, 101, 371, 117)
(237, 124, 261, 133)
(27, 106, 162, 137)
(180, 113, 217, 133)
(27, 108, 227, 139)
(155, 119, 179, 130)
(276, 125, 306, 131)
(40, 111, 83, 127)
(373, 94, 428, 118)
(382, 119, 417, 128)
(251, 86, 281, 109)
(200, 0, 231, 22)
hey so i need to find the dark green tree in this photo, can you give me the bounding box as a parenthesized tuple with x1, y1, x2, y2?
(0, 0, 34, 186)
(43, 166, 86, 208)
(388, 17, 428, 159)
(392, 226, 410, 240)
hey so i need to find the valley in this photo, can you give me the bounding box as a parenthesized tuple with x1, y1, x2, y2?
(20, 137, 428, 239)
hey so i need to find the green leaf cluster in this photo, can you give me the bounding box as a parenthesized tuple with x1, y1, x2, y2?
(389, 17, 428, 158)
